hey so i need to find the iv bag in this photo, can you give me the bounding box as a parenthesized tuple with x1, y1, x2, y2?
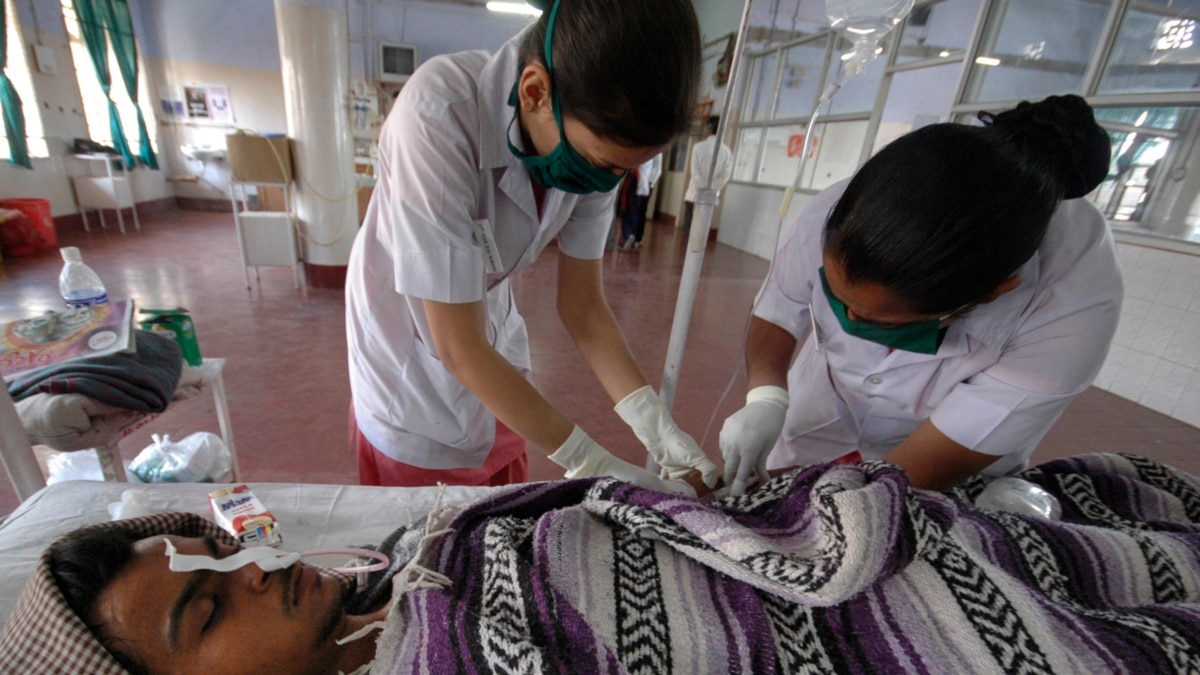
(826, 0, 914, 75)
(826, 0, 914, 38)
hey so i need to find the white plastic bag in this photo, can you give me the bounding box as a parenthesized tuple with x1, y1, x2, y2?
(129, 432, 232, 483)
(46, 449, 106, 484)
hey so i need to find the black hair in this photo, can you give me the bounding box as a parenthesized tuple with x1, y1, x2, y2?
(519, 0, 701, 147)
(48, 529, 149, 674)
(824, 94, 1111, 315)
(706, 116, 721, 135)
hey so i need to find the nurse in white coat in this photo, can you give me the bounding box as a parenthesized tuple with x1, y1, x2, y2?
(720, 95, 1122, 495)
(346, 0, 718, 493)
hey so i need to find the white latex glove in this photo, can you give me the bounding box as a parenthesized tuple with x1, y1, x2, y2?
(549, 426, 696, 497)
(614, 385, 720, 487)
(719, 385, 789, 496)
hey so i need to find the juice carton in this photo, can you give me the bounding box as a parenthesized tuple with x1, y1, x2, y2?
(139, 307, 202, 366)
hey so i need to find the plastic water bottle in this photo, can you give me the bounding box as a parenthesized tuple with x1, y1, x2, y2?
(59, 246, 109, 307)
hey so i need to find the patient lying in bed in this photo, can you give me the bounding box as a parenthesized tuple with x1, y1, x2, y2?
(3, 453, 1200, 674)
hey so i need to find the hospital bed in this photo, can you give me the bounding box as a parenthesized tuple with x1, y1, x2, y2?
(3, 454, 1200, 673)
(0, 480, 496, 623)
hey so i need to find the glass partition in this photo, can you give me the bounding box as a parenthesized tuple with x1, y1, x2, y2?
(1098, 0, 1200, 95)
(895, 0, 982, 64)
(963, 0, 1109, 103)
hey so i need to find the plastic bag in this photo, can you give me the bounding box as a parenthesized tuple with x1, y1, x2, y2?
(46, 449, 106, 484)
(129, 432, 232, 483)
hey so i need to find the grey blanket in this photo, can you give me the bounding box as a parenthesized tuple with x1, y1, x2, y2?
(7, 330, 182, 413)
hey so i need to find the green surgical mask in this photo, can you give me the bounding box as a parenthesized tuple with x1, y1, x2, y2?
(818, 267, 949, 355)
(506, 0, 624, 195)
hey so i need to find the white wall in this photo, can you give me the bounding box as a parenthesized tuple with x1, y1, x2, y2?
(149, 59, 287, 203)
(135, 0, 527, 204)
(1097, 240, 1200, 428)
(717, 182, 811, 260)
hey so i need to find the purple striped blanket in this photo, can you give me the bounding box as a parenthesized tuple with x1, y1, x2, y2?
(372, 453, 1200, 674)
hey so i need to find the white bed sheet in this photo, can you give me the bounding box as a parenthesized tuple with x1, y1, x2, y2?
(0, 479, 499, 623)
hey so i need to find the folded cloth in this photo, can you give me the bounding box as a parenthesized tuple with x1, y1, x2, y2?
(15, 393, 144, 452)
(7, 331, 183, 413)
(173, 363, 208, 400)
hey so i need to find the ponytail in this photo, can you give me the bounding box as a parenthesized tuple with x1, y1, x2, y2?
(824, 95, 1111, 315)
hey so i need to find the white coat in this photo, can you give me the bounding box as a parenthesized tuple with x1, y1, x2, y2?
(345, 30, 615, 469)
(753, 181, 1123, 476)
(684, 136, 733, 202)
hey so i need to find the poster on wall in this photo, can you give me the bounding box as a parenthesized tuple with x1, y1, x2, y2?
(179, 85, 235, 124)
(159, 85, 185, 120)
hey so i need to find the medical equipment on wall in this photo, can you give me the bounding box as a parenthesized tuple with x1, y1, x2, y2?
(658, 0, 916, 426)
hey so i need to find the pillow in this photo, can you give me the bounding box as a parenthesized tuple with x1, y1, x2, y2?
(0, 512, 231, 673)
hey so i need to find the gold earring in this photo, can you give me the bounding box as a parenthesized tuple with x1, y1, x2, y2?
(524, 102, 534, 112)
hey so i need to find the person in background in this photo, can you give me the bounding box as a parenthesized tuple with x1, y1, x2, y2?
(719, 94, 1121, 496)
(619, 153, 663, 251)
(681, 115, 733, 236)
(345, 0, 718, 494)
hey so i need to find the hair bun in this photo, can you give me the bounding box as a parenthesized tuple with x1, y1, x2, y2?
(980, 94, 1111, 199)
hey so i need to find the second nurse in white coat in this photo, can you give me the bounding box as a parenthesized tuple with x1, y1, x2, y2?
(346, 0, 718, 493)
(720, 95, 1121, 495)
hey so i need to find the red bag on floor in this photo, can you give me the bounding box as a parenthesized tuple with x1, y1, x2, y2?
(0, 209, 39, 257)
(0, 199, 57, 256)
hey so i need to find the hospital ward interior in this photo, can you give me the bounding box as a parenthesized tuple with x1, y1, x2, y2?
(2, 0, 1200, 672)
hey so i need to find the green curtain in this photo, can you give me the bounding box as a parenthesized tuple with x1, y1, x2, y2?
(1, 0, 32, 168)
(72, 0, 133, 169)
(98, 0, 155, 169)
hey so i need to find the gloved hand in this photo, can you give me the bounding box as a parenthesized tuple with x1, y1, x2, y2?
(614, 385, 720, 488)
(719, 385, 789, 496)
(549, 425, 696, 497)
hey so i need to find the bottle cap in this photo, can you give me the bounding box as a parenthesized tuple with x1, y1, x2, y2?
(60, 246, 82, 262)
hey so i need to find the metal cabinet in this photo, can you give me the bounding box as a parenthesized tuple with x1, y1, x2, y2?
(229, 182, 302, 289)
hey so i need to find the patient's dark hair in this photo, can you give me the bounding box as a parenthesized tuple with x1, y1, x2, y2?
(824, 94, 1112, 315)
(49, 530, 149, 674)
(519, 0, 700, 147)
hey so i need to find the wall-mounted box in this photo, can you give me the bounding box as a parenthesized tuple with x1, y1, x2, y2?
(225, 133, 292, 184)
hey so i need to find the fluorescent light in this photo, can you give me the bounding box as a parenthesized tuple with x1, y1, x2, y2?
(975, 56, 1001, 67)
(487, 2, 541, 15)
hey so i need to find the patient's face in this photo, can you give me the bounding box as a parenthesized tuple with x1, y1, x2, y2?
(89, 535, 352, 674)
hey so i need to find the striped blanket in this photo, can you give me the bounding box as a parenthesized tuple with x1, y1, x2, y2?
(373, 453, 1200, 674)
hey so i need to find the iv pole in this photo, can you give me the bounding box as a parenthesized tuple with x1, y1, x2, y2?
(657, 0, 754, 414)
(655, 0, 914, 461)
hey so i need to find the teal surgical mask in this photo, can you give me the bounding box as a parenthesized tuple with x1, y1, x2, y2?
(505, 0, 624, 195)
(819, 267, 951, 355)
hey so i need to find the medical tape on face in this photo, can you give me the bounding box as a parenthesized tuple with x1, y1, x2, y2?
(164, 538, 301, 573)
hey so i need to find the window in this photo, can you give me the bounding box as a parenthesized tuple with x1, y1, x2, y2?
(2, 1, 48, 159)
(728, 0, 1200, 245)
(1099, 0, 1200, 95)
(60, 0, 156, 155)
(961, 0, 1110, 103)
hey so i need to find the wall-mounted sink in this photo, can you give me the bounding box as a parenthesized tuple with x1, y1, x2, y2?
(181, 145, 227, 162)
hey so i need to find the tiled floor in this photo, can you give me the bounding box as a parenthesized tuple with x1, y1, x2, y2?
(2, 209, 1197, 517)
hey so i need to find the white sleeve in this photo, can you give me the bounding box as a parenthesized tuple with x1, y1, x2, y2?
(557, 190, 617, 260)
(931, 292, 1120, 458)
(373, 69, 486, 304)
(932, 203, 1123, 458)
